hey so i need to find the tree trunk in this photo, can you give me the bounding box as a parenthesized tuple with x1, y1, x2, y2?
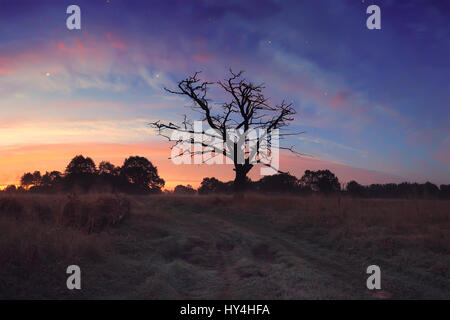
(233, 163, 253, 197)
(234, 167, 246, 193)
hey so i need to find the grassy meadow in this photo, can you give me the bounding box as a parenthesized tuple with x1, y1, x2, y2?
(0, 193, 449, 299)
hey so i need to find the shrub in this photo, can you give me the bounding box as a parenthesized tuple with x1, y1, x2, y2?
(173, 184, 196, 195)
(88, 196, 131, 233)
(0, 198, 24, 219)
(61, 194, 131, 233)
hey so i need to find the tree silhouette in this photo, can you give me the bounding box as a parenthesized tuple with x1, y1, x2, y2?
(300, 170, 340, 194)
(440, 184, 450, 199)
(97, 161, 122, 192)
(9, 159, 450, 199)
(20, 172, 34, 188)
(41, 171, 62, 186)
(174, 184, 196, 195)
(32, 171, 42, 186)
(121, 156, 165, 193)
(421, 182, 440, 198)
(64, 155, 97, 191)
(99, 161, 120, 176)
(5, 185, 17, 193)
(346, 180, 365, 197)
(150, 69, 299, 194)
(20, 171, 42, 189)
(257, 172, 299, 193)
(198, 177, 227, 194)
(65, 155, 96, 176)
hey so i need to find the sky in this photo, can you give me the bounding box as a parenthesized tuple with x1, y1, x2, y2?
(0, 0, 449, 189)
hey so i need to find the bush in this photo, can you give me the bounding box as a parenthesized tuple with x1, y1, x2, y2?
(173, 184, 196, 195)
(62, 195, 131, 233)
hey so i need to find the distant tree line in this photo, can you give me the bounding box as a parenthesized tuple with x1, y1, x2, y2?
(4, 155, 165, 194)
(2, 158, 449, 199)
(180, 170, 341, 195)
(345, 180, 449, 199)
(173, 170, 450, 199)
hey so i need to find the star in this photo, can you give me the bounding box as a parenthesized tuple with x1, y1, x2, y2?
(45, 72, 51, 77)
(267, 40, 272, 45)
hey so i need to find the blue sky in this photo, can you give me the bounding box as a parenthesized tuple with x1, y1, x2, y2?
(0, 0, 448, 187)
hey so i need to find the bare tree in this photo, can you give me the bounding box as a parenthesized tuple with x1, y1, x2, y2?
(149, 69, 300, 194)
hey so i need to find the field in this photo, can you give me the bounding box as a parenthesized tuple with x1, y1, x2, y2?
(0, 193, 449, 299)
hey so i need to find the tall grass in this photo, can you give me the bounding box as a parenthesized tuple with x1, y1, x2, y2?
(0, 193, 130, 270)
(0, 193, 448, 298)
(153, 194, 450, 256)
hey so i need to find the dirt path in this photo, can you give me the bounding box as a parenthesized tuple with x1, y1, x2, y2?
(96, 204, 448, 299)
(164, 208, 439, 299)
(149, 208, 366, 299)
(195, 210, 368, 298)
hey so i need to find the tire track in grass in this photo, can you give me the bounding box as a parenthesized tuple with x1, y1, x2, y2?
(176, 209, 361, 298)
(192, 209, 430, 299)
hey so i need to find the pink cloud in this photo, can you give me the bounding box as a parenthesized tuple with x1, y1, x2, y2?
(278, 152, 404, 185)
(105, 32, 127, 50)
(0, 32, 134, 78)
(194, 52, 214, 63)
(433, 147, 450, 166)
(0, 57, 17, 75)
(57, 40, 86, 55)
(0, 52, 41, 75)
(331, 91, 352, 109)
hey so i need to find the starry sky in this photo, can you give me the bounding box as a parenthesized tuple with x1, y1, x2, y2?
(0, 0, 449, 189)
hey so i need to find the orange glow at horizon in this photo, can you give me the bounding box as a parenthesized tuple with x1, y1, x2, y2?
(0, 142, 403, 191)
(0, 142, 236, 190)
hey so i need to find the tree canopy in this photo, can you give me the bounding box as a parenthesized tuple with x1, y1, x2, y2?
(121, 156, 165, 193)
(16, 155, 164, 194)
(150, 69, 299, 194)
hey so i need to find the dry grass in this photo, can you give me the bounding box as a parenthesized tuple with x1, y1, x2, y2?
(144, 194, 450, 254)
(227, 195, 450, 254)
(0, 193, 130, 232)
(0, 217, 110, 268)
(61, 194, 131, 233)
(143, 194, 450, 296)
(0, 194, 130, 270)
(0, 193, 449, 299)
(113, 194, 449, 299)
